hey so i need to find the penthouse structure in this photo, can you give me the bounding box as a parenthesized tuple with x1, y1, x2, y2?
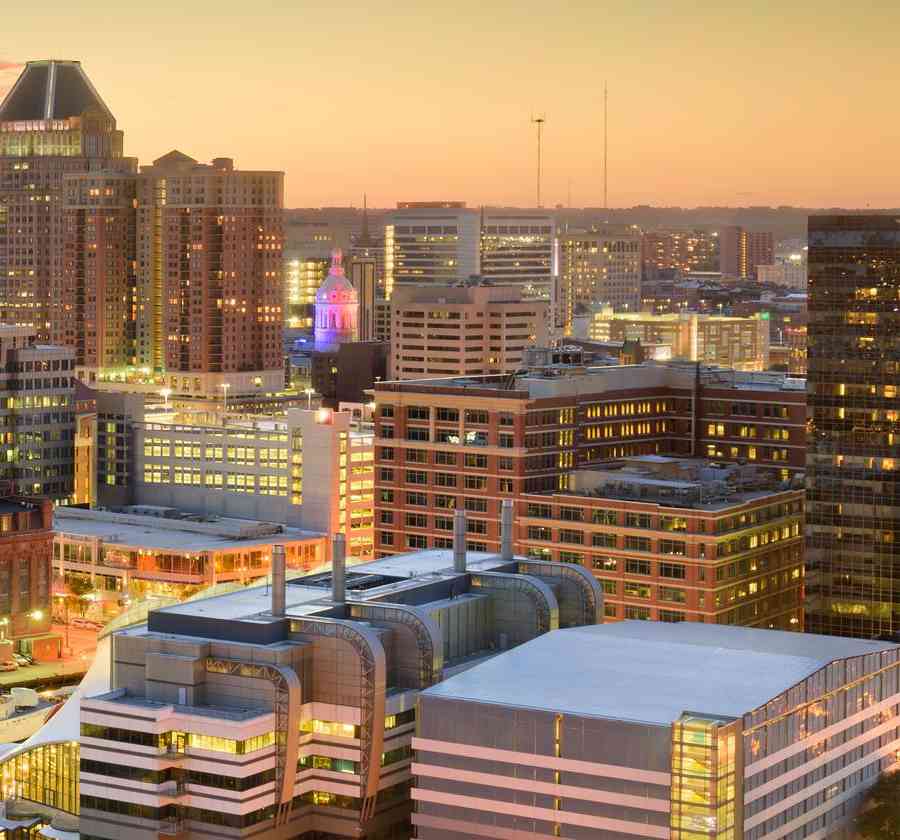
(54, 506, 325, 607)
(389, 282, 548, 379)
(373, 363, 806, 557)
(517, 455, 804, 629)
(589, 309, 771, 372)
(413, 621, 900, 840)
(79, 517, 603, 839)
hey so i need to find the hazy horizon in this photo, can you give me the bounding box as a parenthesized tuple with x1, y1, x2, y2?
(4, 0, 900, 209)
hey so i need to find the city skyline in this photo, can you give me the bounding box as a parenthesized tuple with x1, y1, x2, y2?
(4, 1, 900, 208)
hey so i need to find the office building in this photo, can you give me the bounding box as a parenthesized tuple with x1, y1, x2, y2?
(641, 228, 719, 279)
(805, 215, 900, 638)
(0, 60, 127, 337)
(349, 255, 377, 341)
(720, 226, 774, 280)
(0, 495, 54, 656)
(311, 341, 388, 408)
(384, 203, 480, 297)
(59, 151, 285, 397)
(350, 197, 386, 299)
(374, 298, 392, 343)
(373, 363, 805, 556)
(0, 326, 76, 500)
(517, 455, 804, 628)
(389, 283, 548, 379)
(79, 519, 603, 839)
(54, 506, 325, 607)
(284, 256, 328, 330)
(77, 400, 376, 561)
(757, 253, 808, 289)
(480, 211, 555, 298)
(589, 309, 771, 371)
(557, 227, 642, 330)
(413, 621, 900, 840)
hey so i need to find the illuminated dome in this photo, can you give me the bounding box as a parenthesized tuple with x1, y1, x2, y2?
(314, 249, 359, 351)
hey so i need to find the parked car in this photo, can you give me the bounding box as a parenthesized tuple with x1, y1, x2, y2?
(12, 654, 31, 668)
(0, 661, 17, 672)
(71, 617, 104, 630)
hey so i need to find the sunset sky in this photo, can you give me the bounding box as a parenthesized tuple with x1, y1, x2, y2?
(3, 0, 899, 209)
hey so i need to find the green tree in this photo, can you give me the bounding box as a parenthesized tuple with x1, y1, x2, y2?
(67, 577, 95, 617)
(857, 772, 900, 840)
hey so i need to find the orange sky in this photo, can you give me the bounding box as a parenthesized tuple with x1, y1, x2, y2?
(3, 0, 900, 208)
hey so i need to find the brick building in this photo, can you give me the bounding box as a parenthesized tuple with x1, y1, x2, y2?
(516, 456, 804, 629)
(373, 363, 805, 558)
(0, 496, 55, 657)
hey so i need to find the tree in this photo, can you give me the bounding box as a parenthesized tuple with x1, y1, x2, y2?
(857, 771, 900, 840)
(67, 577, 95, 617)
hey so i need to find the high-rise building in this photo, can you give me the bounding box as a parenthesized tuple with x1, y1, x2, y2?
(384, 202, 480, 296)
(60, 151, 285, 397)
(284, 255, 328, 330)
(348, 254, 377, 341)
(557, 227, 642, 330)
(719, 225, 774, 280)
(642, 228, 719, 279)
(480, 211, 555, 298)
(79, 524, 602, 840)
(805, 215, 900, 638)
(0, 60, 127, 337)
(388, 282, 548, 379)
(413, 622, 900, 840)
(56, 169, 139, 370)
(0, 325, 76, 500)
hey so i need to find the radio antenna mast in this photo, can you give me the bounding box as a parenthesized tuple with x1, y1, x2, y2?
(531, 114, 546, 208)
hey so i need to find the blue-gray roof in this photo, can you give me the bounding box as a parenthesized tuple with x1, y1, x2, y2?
(422, 621, 897, 726)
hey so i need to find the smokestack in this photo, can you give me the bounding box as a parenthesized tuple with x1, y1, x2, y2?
(453, 509, 467, 573)
(332, 533, 346, 604)
(501, 499, 514, 562)
(271, 545, 285, 617)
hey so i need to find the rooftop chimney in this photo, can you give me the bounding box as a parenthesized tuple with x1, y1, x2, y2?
(453, 509, 467, 573)
(332, 533, 346, 604)
(271, 545, 285, 617)
(500, 499, 514, 562)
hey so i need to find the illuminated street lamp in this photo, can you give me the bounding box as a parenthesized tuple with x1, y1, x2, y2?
(220, 382, 231, 414)
(304, 387, 315, 410)
(160, 387, 172, 409)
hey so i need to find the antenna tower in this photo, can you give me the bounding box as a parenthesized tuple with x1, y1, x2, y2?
(531, 114, 546, 208)
(603, 83, 608, 211)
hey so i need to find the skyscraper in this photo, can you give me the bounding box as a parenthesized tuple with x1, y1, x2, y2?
(0, 60, 127, 337)
(805, 215, 900, 638)
(479, 211, 555, 298)
(384, 202, 480, 296)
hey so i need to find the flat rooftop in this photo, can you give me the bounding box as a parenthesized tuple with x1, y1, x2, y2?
(375, 362, 805, 400)
(151, 550, 517, 623)
(422, 622, 897, 726)
(54, 508, 323, 553)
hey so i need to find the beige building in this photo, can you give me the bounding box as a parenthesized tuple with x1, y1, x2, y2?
(389, 283, 548, 379)
(557, 227, 642, 332)
(589, 309, 771, 371)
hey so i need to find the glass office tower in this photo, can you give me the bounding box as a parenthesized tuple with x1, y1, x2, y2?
(805, 215, 900, 638)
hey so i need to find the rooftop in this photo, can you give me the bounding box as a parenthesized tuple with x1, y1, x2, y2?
(423, 622, 897, 726)
(54, 507, 323, 552)
(0, 60, 113, 122)
(556, 456, 801, 510)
